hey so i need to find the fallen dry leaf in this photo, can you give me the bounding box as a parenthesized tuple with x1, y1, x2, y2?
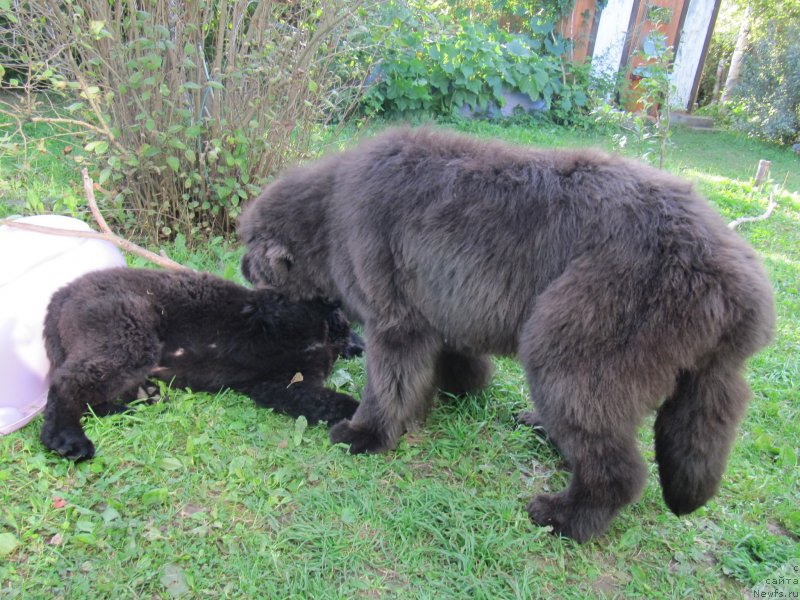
(287, 372, 304, 387)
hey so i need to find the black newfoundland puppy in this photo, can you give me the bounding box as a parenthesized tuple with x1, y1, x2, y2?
(239, 127, 775, 542)
(40, 267, 363, 460)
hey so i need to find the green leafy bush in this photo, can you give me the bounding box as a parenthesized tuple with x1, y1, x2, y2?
(0, 0, 370, 242)
(361, 4, 588, 121)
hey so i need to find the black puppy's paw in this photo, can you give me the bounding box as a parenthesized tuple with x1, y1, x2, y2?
(139, 382, 162, 400)
(341, 331, 365, 359)
(329, 419, 388, 454)
(91, 402, 132, 417)
(300, 391, 360, 427)
(40, 426, 95, 461)
(318, 392, 360, 425)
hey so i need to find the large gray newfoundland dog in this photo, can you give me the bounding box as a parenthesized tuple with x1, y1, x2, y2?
(41, 268, 363, 461)
(239, 127, 775, 542)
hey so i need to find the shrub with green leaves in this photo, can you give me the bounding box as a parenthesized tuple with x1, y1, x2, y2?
(0, 0, 370, 242)
(361, 3, 589, 121)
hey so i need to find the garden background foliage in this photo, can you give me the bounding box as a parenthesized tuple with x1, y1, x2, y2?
(2, 0, 799, 243)
(0, 0, 374, 241)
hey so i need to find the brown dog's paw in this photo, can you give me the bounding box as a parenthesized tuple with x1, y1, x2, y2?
(527, 492, 615, 543)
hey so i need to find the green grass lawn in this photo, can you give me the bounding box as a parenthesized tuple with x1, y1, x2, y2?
(1, 118, 798, 598)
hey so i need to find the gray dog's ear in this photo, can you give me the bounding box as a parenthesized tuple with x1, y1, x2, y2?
(267, 245, 293, 285)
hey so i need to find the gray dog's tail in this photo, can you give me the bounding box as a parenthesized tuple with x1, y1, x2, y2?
(654, 354, 752, 515)
(656, 243, 775, 516)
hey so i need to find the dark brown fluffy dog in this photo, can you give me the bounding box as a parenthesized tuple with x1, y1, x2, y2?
(239, 127, 775, 542)
(40, 267, 363, 460)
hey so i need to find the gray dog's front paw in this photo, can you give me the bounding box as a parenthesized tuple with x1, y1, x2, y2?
(329, 419, 389, 454)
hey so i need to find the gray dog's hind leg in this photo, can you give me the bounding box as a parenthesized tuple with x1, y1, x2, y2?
(516, 262, 672, 542)
(520, 355, 649, 542)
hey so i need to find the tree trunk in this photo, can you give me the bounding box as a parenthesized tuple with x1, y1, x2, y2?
(712, 59, 726, 102)
(720, 5, 751, 104)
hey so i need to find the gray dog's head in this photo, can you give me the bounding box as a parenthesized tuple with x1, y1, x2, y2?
(239, 234, 293, 290)
(238, 165, 335, 302)
(239, 215, 314, 301)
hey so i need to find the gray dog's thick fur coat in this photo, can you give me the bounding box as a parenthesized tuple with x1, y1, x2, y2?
(239, 127, 775, 542)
